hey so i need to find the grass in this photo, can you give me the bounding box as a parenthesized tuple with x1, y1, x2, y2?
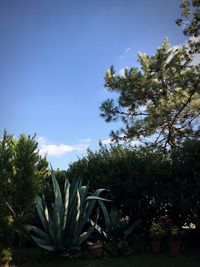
(12, 249, 200, 267)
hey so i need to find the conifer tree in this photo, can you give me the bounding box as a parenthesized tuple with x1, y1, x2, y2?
(176, 0, 200, 53)
(0, 131, 49, 228)
(0, 130, 15, 248)
(11, 134, 48, 224)
(100, 1, 200, 148)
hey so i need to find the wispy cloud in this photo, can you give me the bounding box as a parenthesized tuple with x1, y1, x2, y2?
(192, 53, 200, 65)
(79, 138, 91, 143)
(118, 67, 128, 77)
(101, 137, 141, 147)
(38, 137, 91, 156)
(171, 37, 200, 65)
(101, 138, 113, 145)
(120, 47, 131, 60)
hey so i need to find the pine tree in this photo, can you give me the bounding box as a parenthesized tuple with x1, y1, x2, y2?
(100, 38, 200, 149)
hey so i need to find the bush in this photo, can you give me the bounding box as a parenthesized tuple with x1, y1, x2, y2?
(169, 140, 200, 226)
(66, 144, 169, 226)
(66, 140, 200, 229)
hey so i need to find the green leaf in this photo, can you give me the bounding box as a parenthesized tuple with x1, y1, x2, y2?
(31, 236, 55, 252)
(98, 200, 111, 232)
(29, 226, 50, 241)
(51, 169, 62, 212)
(62, 179, 70, 231)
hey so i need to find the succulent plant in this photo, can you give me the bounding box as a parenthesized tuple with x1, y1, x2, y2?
(92, 202, 141, 241)
(29, 170, 110, 255)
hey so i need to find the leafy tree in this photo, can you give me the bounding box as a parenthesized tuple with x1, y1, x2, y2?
(100, 38, 200, 148)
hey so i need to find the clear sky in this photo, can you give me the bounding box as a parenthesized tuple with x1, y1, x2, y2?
(0, 0, 187, 169)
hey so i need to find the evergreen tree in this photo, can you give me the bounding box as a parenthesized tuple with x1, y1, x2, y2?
(0, 130, 15, 248)
(100, 1, 200, 148)
(176, 0, 200, 53)
(11, 134, 49, 224)
(100, 39, 200, 148)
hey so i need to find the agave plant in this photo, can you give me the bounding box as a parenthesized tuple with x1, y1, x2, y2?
(29, 170, 110, 255)
(95, 202, 141, 241)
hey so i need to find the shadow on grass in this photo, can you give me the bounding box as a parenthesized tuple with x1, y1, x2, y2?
(12, 248, 200, 267)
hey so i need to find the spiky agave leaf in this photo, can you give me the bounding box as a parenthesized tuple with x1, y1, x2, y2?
(97, 202, 141, 241)
(61, 179, 69, 232)
(51, 168, 63, 213)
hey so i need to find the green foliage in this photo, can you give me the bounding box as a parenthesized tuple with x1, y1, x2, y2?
(150, 222, 165, 241)
(11, 134, 49, 224)
(169, 140, 200, 226)
(176, 0, 200, 53)
(97, 204, 141, 241)
(67, 144, 169, 225)
(170, 226, 179, 237)
(100, 38, 200, 148)
(0, 130, 48, 250)
(0, 247, 12, 263)
(67, 140, 200, 228)
(0, 130, 14, 196)
(29, 170, 110, 255)
(93, 203, 141, 256)
(0, 130, 15, 249)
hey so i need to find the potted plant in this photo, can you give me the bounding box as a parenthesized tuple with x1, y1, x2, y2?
(162, 216, 173, 228)
(169, 225, 181, 255)
(150, 221, 165, 253)
(87, 240, 103, 257)
(0, 248, 12, 267)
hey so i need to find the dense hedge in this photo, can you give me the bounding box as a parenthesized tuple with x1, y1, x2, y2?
(170, 140, 200, 226)
(66, 141, 200, 227)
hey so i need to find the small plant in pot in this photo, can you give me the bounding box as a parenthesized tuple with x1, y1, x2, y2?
(169, 225, 181, 255)
(87, 240, 103, 258)
(87, 229, 104, 257)
(150, 221, 165, 253)
(91, 203, 141, 256)
(0, 248, 12, 267)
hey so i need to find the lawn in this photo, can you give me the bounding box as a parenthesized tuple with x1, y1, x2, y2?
(13, 249, 200, 267)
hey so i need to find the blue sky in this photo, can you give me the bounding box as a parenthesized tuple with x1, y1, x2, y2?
(0, 0, 187, 169)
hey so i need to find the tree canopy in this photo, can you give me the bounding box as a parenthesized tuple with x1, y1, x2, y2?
(100, 0, 200, 149)
(102, 9, 200, 149)
(176, 0, 200, 53)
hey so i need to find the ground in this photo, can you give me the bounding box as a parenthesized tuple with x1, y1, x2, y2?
(12, 249, 200, 267)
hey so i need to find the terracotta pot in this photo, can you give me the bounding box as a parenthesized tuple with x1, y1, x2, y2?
(151, 242, 161, 253)
(87, 243, 103, 257)
(170, 240, 181, 255)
